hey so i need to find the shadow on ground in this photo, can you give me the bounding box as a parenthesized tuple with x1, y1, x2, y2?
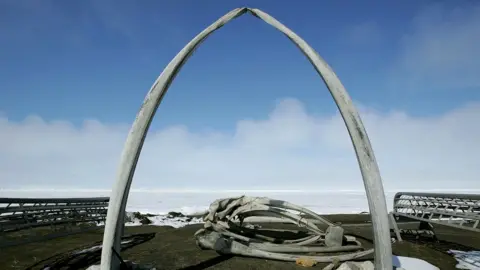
(178, 255, 234, 270)
(25, 233, 156, 270)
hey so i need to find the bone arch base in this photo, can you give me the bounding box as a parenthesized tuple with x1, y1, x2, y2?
(100, 7, 392, 270)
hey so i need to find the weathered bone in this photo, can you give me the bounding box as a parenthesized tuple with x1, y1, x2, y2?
(194, 196, 373, 264)
(196, 230, 373, 263)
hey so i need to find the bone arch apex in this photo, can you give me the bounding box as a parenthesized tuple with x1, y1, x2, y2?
(99, 7, 393, 270)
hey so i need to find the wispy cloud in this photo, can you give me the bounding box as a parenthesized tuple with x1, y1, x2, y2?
(390, 3, 480, 91)
(345, 21, 381, 46)
(82, 0, 189, 48)
(0, 0, 187, 50)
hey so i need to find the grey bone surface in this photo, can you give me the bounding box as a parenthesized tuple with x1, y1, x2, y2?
(194, 196, 368, 262)
(100, 7, 391, 270)
(196, 231, 374, 263)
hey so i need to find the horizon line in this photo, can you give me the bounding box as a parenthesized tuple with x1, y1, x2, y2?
(1, 188, 479, 194)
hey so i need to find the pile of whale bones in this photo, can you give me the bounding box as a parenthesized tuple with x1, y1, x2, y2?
(193, 196, 382, 270)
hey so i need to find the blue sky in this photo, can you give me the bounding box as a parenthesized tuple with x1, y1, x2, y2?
(1, 0, 479, 190)
(2, 0, 478, 128)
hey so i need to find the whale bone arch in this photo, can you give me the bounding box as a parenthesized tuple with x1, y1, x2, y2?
(100, 7, 392, 270)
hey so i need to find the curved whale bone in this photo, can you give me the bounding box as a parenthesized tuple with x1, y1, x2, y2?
(194, 196, 372, 263)
(100, 6, 392, 269)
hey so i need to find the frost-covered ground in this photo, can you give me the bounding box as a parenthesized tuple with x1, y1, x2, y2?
(448, 250, 480, 270)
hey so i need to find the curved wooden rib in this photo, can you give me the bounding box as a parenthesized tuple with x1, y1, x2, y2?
(100, 7, 392, 270)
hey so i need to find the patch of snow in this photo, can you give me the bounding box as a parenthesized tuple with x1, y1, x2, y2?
(392, 255, 439, 270)
(124, 213, 204, 228)
(337, 261, 374, 270)
(176, 206, 210, 216)
(96, 212, 204, 228)
(449, 250, 480, 269)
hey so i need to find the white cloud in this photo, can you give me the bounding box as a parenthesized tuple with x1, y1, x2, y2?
(1, 98, 479, 191)
(391, 3, 480, 91)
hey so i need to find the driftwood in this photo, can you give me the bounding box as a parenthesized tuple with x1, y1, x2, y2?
(194, 196, 374, 264)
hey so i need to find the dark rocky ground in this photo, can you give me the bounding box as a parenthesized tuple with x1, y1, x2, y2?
(1, 214, 479, 270)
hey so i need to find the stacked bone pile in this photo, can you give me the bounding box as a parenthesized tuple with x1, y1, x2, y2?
(194, 196, 374, 266)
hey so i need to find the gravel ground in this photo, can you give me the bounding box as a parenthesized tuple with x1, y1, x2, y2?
(1, 214, 479, 270)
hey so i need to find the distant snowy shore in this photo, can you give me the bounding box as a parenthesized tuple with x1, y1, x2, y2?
(4, 189, 480, 222)
(115, 209, 372, 229)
